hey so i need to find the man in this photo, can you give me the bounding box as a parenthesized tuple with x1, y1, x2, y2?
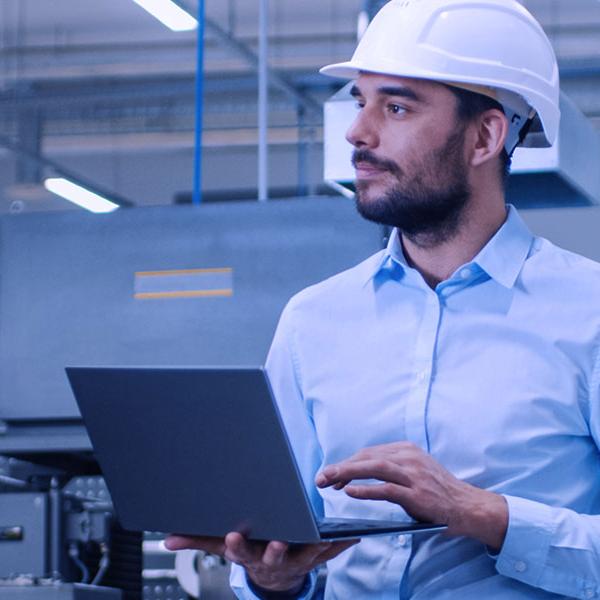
(167, 0, 600, 598)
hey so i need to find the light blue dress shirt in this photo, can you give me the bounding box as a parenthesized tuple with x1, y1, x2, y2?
(231, 206, 600, 599)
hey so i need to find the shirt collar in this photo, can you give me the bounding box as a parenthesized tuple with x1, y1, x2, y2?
(362, 228, 407, 287)
(470, 205, 534, 288)
(361, 228, 404, 286)
(367, 205, 534, 289)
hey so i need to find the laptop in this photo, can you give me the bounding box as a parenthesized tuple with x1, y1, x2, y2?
(66, 366, 447, 543)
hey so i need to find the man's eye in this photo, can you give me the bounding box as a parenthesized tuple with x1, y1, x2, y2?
(388, 104, 406, 115)
(354, 101, 365, 110)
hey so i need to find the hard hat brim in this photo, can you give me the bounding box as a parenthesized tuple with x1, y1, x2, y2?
(320, 62, 361, 79)
(320, 61, 466, 86)
(320, 61, 439, 84)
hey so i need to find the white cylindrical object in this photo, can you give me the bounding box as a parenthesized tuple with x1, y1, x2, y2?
(175, 550, 202, 598)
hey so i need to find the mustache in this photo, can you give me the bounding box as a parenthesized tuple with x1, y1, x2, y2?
(351, 149, 401, 176)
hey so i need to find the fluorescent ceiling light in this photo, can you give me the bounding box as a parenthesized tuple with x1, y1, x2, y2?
(44, 178, 120, 214)
(132, 0, 197, 32)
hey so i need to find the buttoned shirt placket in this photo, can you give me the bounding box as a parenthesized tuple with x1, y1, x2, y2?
(405, 285, 441, 453)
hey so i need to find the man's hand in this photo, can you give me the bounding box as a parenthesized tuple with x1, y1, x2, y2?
(315, 441, 508, 552)
(164, 532, 358, 594)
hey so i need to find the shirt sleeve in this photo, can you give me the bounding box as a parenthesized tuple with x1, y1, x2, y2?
(230, 299, 323, 599)
(494, 341, 600, 600)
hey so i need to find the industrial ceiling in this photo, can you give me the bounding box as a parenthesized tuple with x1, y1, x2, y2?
(0, 0, 598, 212)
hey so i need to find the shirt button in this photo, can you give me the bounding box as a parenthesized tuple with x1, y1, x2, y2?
(584, 590, 595, 599)
(459, 268, 471, 279)
(514, 561, 527, 573)
(416, 371, 428, 382)
(397, 534, 409, 547)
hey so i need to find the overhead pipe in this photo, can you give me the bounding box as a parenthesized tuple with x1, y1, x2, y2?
(258, 0, 269, 202)
(192, 0, 205, 205)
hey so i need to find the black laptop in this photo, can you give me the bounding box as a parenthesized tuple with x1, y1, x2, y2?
(66, 366, 446, 543)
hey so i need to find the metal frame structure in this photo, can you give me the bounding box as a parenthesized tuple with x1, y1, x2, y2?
(0, 0, 598, 210)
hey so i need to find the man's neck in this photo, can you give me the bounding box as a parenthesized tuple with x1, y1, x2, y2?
(400, 197, 507, 289)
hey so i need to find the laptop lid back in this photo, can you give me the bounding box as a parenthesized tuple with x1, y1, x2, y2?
(67, 366, 322, 542)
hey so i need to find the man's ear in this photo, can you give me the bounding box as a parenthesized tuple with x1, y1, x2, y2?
(470, 109, 508, 168)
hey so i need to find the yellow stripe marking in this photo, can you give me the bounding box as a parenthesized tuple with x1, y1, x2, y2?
(135, 268, 233, 277)
(134, 289, 233, 300)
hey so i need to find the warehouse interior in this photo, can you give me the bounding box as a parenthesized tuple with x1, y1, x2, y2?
(0, 0, 599, 599)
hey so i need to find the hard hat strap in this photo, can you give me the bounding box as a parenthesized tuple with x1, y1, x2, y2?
(507, 115, 536, 157)
(444, 80, 537, 154)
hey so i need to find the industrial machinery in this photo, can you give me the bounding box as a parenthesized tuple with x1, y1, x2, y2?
(0, 198, 382, 599)
(0, 464, 140, 600)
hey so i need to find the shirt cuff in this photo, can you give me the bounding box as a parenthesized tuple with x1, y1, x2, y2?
(246, 574, 314, 599)
(230, 563, 318, 600)
(493, 494, 557, 586)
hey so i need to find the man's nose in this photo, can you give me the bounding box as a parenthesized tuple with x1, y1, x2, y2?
(346, 109, 379, 149)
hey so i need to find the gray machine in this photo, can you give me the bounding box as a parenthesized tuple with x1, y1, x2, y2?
(1, 197, 599, 599)
(0, 198, 382, 600)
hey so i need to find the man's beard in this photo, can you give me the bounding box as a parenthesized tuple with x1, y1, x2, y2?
(353, 128, 471, 247)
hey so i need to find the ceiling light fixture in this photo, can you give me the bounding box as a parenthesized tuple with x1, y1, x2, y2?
(132, 0, 197, 32)
(44, 178, 120, 214)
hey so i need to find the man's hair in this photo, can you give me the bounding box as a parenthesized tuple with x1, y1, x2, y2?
(446, 85, 512, 183)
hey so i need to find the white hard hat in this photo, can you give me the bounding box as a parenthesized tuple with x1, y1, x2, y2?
(320, 0, 560, 150)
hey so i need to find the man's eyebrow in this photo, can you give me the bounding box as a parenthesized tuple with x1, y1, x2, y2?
(350, 85, 361, 98)
(377, 86, 421, 102)
(349, 84, 422, 102)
